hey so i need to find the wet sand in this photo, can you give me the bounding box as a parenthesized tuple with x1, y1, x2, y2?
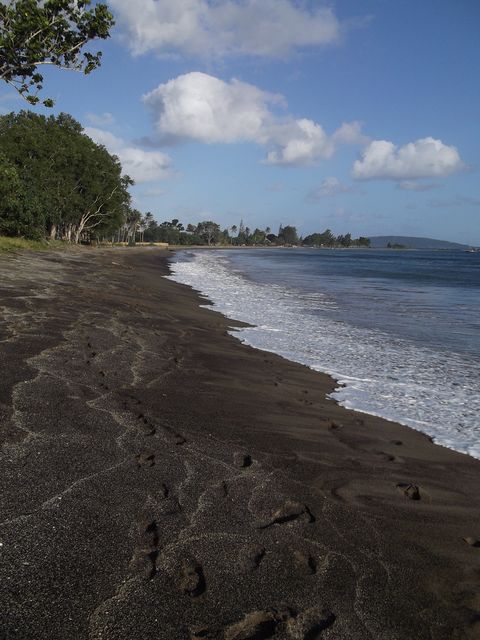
(0, 247, 479, 640)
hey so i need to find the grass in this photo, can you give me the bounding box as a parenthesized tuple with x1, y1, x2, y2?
(0, 236, 64, 253)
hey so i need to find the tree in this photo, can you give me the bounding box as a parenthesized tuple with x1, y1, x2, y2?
(196, 221, 221, 246)
(139, 211, 154, 242)
(278, 225, 298, 245)
(250, 228, 266, 245)
(0, 110, 132, 241)
(0, 151, 31, 236)
(336, 233, 352, 247)
(356, 236, 371, 247)
(0, 0, 114, 106)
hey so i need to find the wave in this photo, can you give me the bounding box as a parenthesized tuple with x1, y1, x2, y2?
(167, 250, 480, 459)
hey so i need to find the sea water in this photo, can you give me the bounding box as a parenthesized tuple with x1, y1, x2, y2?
(167, 248, 480, 459)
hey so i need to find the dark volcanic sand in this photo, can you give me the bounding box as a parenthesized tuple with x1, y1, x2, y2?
(0, 248, 479, 640)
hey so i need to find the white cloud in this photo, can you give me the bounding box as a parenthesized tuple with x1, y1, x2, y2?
(307, 177, 355, 201)
(84, 127, 173, 183)
(332, 121, 370, 145)
(264, 118, 334, 166)
(143, 72, 364, 166)
(144, 72, 281, 144)
(85, 112, 115, 127)
(353, 137, 465, 181)
(110, 0, 342, 59)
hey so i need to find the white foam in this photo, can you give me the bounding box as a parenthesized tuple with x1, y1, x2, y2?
(167, 251, 480, 460)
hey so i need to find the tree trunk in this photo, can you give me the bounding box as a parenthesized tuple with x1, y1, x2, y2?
(49, 223, 57, 240)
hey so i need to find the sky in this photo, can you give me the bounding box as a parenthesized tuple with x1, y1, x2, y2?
(1, 0, 479, 244)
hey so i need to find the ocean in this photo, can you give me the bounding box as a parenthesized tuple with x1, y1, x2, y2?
(168, 248, 480, 459)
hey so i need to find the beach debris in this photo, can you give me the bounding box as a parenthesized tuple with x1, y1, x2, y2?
(258, 501, 315, 529)
(237, 544, 265, 572)
(293, 550, 317, 575)
(463, 537, 480, 548)
(179, 558, 205, 597)
(233, 452, 252, 468)
(286, 607, 335, 639)
(396, 483, 421, 500)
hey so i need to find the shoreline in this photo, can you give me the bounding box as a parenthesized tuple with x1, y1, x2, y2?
(0, 247, 479, 639)
(168, 247, 480, 461)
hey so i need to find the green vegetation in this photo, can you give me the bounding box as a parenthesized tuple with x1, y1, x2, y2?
(0, 110, 132, 242)
(0, 0, 114, 106)
(0, 113, 371, 249)
(303, 230, 370, 248)
(141, 218, 370, 248)
(0, 235, 62, 252)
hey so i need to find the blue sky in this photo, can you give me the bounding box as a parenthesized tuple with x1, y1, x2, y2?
(1, 0, 479, 243)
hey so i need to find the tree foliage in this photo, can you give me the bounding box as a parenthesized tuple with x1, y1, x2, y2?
(0, 0, 114, 106)
(278, 224, 299, 245)
(0, 110, 132, 241)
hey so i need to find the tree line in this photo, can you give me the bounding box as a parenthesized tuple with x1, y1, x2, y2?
(0, 110, 370, 248)
(141, 218, 371, 248)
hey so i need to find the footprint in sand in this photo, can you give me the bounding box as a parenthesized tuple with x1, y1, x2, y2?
(237, 544, 266, 573)
(223, 608, 294, 640)
(286, 607, 336, 639)
(396, 483, 421, 500)
(135, 452, 155, 468)
(293, 550, 317, 575)
(178, 558, 206, 597)
(137, 413, 156, 436)
(129, 517, 159, 580)
(258, 501, 315, 529)
(463, 537, 480, 548)
(233, 452, 253, 468)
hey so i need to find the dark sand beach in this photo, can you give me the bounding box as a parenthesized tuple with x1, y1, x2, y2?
(0, 247, 479, 640)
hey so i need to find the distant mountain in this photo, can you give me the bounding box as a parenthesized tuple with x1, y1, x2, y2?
(369, 236, 469, 249)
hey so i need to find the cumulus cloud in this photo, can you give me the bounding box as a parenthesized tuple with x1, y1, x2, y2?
(332, 121, 370, 146)
(110, 0, 342, 59)
(143, 72, 364, 166)
(85, 112, 115, 127)
(353, 137, 465, 181)
(144, 72, 281, 144)
(84, 127, 173, 183)
(264, 118, 334, 166)
(307, 177, 356, 202)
